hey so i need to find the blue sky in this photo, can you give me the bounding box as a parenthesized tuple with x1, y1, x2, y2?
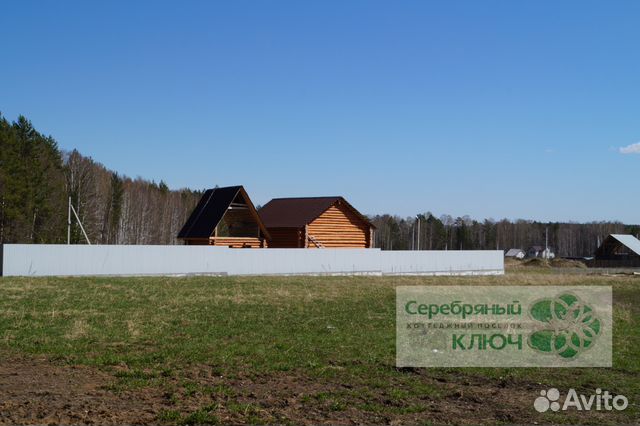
(1, 1, 638, 223)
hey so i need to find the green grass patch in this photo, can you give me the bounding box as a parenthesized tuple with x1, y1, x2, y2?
(0, 271, 638, 424)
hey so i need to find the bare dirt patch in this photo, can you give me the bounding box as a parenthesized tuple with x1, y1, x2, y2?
(0, 357, 633, 425)
(0, 356, 166, 425)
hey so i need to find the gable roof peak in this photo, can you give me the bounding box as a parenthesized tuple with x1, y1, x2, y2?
(178, 185, 269, 240)
(258, 196, 374, 229)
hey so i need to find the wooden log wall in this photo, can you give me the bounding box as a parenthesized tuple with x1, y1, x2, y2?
(265, 227, 302, 248)
(306, 203, 371, 248)
(209, 237, 266, 248)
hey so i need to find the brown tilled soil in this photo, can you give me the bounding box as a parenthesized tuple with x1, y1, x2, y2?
(0, 356, 165, 425)
(0, 356, 630, 425)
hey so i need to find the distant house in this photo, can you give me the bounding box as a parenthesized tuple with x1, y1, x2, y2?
(177, 188, 375, 249)
(505, 249, 525, 259)
(258, 196, 375, 248)
(527, 245, 555, 259)
(178, 186, 270, 248)
(589, 234, 640, 268)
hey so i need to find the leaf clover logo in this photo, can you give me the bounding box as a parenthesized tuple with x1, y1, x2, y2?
(527, 293, 601, 359)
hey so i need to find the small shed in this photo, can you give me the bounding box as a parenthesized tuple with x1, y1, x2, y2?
(590, 234, 640, 267)
(258, 196, 375, 248)
(178, 186, 270, 248)
(505, 248, 525, 259)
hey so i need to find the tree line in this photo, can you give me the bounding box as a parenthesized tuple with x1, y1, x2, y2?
(1, 114, 637, 256)
(370, 214, 639, 257)
(0, 114, 201, 245)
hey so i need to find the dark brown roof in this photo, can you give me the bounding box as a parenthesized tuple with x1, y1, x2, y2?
(178, 186, 270, 239)
(258, 196, 374, 229)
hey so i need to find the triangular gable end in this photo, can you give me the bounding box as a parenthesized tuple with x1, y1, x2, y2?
(178, 186, 270, 241)
(307, 197, 376, 230)
(216, 188, 271, 240)
(596, 234, 640, 257)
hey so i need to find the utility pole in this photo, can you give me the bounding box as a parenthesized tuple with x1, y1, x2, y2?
(67, 196, 71, 245)
(545, 227, 549, 259)
(416, 215, 420, 251)
(545, 227, 548, 250)
(67, 196, 91, 245)
(412, 225, 415, 250)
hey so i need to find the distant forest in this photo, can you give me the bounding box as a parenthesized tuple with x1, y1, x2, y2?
(0, 115, 201, 245)
(1, 114, 638, 256)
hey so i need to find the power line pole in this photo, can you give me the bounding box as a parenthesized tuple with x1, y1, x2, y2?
(412, 224, 415, 250)
(67, 196, 71, 245)
(67, 196, 91, 245)
(416, 215, 420, 251)
(545, 227, 549, 259)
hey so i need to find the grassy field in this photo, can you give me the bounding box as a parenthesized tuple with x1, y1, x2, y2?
(0, 269, 638, 425)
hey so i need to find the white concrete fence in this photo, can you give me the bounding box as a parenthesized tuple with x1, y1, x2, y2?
(0, 244, 504, 277)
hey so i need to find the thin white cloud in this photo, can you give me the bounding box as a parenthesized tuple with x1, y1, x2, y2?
(619, 142, 640, 154)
